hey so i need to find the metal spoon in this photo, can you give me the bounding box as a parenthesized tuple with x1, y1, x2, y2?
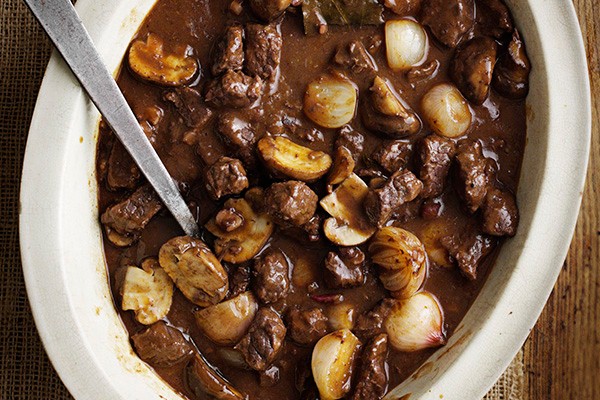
(24, 0, 200, 237)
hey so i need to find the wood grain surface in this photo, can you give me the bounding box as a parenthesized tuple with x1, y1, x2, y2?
(520, 0, 600, 398)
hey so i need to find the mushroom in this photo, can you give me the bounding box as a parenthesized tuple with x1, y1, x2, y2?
(128, 34, 198, 86)
(158, 236, 229, 307)
(304, 74, 358, 129)
(120, 258, 174, 325)
(258, 136, 332, 182)
(327, 146, 355, 189)
(205, 196, 274, 263)
(194, 292, 259, 345)
(361, 76, 421, 138)
(320, 173, 377, 246)
(311, 329, 361, 400)
(187, 353, 246, 400)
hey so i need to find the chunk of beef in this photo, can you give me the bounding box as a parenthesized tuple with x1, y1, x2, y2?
(361, 77, 421, 138)
(364, 169, 423, 227)
(101, 185, 163, 244)
(333, 40, 377, 74)
(204, 70, 263, 108)
(301, 213, 322, 242)
(441, 232, 496, 280)
(249, 0, 292, 21)
(131, 321, 194, 367)
(205, 157, 249, 200)
(287, 308, 328, 345)
(351, 334, 389, 400)
(481, 187, 519, 236)
(336, 126, 364, 161)
(417, 134, 456, 198)
(215, 112, 258, 169)
(420, 0, 475, 48)
(253, 248, 290, 304)
(212, 25, 245, 76)
(406, 59, 440, 85)
(372, 140, 413, 175)
(245, 23, 282, 80)
(264, 181, 318, 227)
(475, 0, 513, 39)
(229, 264, 251, 299)
(493, 29, 531, 99)
(235, 308, 287, 371)
(324, 247, 365, 288)
(107, 142, 141, 190)
(163, 87, 213, 129)
(187, 353, 246, 400)
(383, 0, 422, 16)
(354, 299, 395, 339)
(455, 140, 496, 213)
(450, 36, 498, 105)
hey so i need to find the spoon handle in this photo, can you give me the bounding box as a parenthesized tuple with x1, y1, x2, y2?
(24, 0, 200, 238)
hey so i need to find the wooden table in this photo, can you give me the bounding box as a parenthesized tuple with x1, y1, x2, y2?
(491, 1, 600, 398)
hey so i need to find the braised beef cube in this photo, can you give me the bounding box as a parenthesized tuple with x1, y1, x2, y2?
(441, 232, 496, 280)
(406, 60, 440, 85)
(450, 36, 498, 105)
(420, 0, 475, 48)
(204, 70, 263, 108)
(264, 181, 318, 227)
(101, 184, 163, 237)
(351, 334, 389, 400)
(107, 141, 141, 190)
(418, 134, 456, 198)
(287, 308, 328, 345)
(229, 264, 251, 299)
(364, 169, 423, 227)
(163, 87, 213, 129)
(481, 187, 519, 236)
(372, 140, 413, 175)
(324, 247, 365, 288)
(335, 126, 364, 161)
(493, 29, 531, 99)
(301, 214, 322, 242)
(333, 40, 377, 74)
(212, 25, 245, 76)
(249, 0, 291, 21)
(245, 23, 282, 80)
(131, 321, 194, 367)
(253, 248, 290, 304)
(205, 157, 249, 200)
(455, 140, 496, 213)
(475, 0, 513, 39)
(354, 299, 395, 339)
(216, 112, 256, 149)
(235, 308, 287, 371)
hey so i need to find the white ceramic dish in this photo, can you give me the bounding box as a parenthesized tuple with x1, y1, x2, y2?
(20, 1, 591, 399)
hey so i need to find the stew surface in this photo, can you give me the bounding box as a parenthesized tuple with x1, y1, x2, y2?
(96, 0, 530, 399)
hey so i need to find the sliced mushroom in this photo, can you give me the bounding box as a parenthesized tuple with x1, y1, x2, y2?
(195, 292, 259, 345)
(258, 136, 332, 182)
(320, 173, 377, 246)
(128, 34, 198, 86)
(187, 353, 246, 400)
(205, 196, 274, 263)
(120, 258, 174, 325)
(450, 37, 498, 105)
(327, 146, 355, 188)
(361, 76, 421, 138)
(304, 74, 358, 129)
(311, 329, 361, 400)
(158, 236, 228, 307)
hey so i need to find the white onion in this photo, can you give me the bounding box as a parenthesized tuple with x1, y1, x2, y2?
(384, 291, 446, 352)
(304, 75, 358, 128)
(385, 19, 428, 71)
(421, 83, 472, 138)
